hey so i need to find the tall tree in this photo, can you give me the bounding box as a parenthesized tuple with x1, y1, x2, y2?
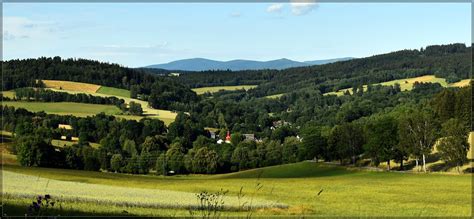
(437, 118, 470, 172)
(364, 115, 399, 170)
(398, 109, 438, 172)
(300, 125, 327, 161)
(328, 122, 365, 165)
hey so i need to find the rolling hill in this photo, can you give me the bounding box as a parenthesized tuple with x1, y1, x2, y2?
(146, 57, 353, 71)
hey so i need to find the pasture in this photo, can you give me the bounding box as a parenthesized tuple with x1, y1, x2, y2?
(6, 79, 178, 125)
(51, 139, 101, 149)
(192, 85, 257, 95)
(324, 75, 470, 96)
(1, 90, 15, 99)
(97, 86, 130, 98)
(2, 162, 471, 217)
(1, 101, 122, 117)
(1, 101, 176, 125)
(450, 79, 472, 88)
(42, 80, 177, 125)
(42, 80, 101, 93)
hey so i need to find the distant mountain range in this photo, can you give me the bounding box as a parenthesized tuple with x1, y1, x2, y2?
(145, 57, 354, 71)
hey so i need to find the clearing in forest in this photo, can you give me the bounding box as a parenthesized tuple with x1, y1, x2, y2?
(42, 80, 101, 93)
(192, 85, 257, 95)
(324, 75, 471, 96)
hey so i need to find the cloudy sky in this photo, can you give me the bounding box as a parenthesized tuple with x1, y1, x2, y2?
(3, 2, 471, 67)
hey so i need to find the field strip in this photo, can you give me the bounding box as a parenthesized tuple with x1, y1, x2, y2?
(42, 80, 101, 93)
(3, 171, 287, 210)
(192, 85, 257, 95)
(324, 75, 470, 96)
(44, 88, 177, 123)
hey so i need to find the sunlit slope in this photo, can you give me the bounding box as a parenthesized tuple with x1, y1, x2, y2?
(324, 75, 470, 96)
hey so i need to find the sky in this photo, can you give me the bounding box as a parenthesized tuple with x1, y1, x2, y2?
(3, 2, 471, 67)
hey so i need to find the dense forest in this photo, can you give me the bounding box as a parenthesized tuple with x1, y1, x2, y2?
(2, 43, 472, 175)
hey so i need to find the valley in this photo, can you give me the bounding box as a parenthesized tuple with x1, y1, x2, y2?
(1, 43, 472, 217)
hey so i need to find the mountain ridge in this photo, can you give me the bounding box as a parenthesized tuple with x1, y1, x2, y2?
(145, 57, 354, 71)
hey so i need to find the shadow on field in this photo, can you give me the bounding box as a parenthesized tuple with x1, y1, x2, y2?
(217, 162, 357, 179)
(393, 153, 442, 171)
(428, 162, 457, 172)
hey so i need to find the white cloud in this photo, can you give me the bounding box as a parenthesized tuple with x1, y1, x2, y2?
(267, 3, 284, 13)
(290, 0, 318, 16)
(3, 16, 58, 41)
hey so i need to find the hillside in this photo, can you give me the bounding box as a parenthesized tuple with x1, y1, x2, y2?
(2, 57, 198, 111)
(146, 57, 353, 71)
(176, 43, 471, 95)
(323, 75, 471, 96)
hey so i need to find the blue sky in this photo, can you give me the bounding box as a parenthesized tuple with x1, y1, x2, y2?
(3, 3, 471, 67)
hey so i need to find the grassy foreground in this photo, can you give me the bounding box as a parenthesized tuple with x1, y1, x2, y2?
(2, 162, 471, 217)
(192, 85, 257, 95)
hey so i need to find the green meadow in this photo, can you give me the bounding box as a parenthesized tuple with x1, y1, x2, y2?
(1, 101, 122, 117)
(96, 86, 131, 98)
(2, 162, 471, 217)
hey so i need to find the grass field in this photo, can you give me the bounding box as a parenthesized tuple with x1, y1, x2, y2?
(1, 90, 16, 99)
(42, 80, 101, 93)
(450, 79, 472, 88)
(41, 79, 177, 125)
(1, 101, 122, 117)
(1, 101, 176, 125)
(2, 162, 471, 217)
(264, 93, 284, 99)
(51, 139, 101, 149)
(96, 86, 130, 98)
(4, 79, 178, 125)
(192, 85, 257, 95)
(324, 75, 470, 96)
